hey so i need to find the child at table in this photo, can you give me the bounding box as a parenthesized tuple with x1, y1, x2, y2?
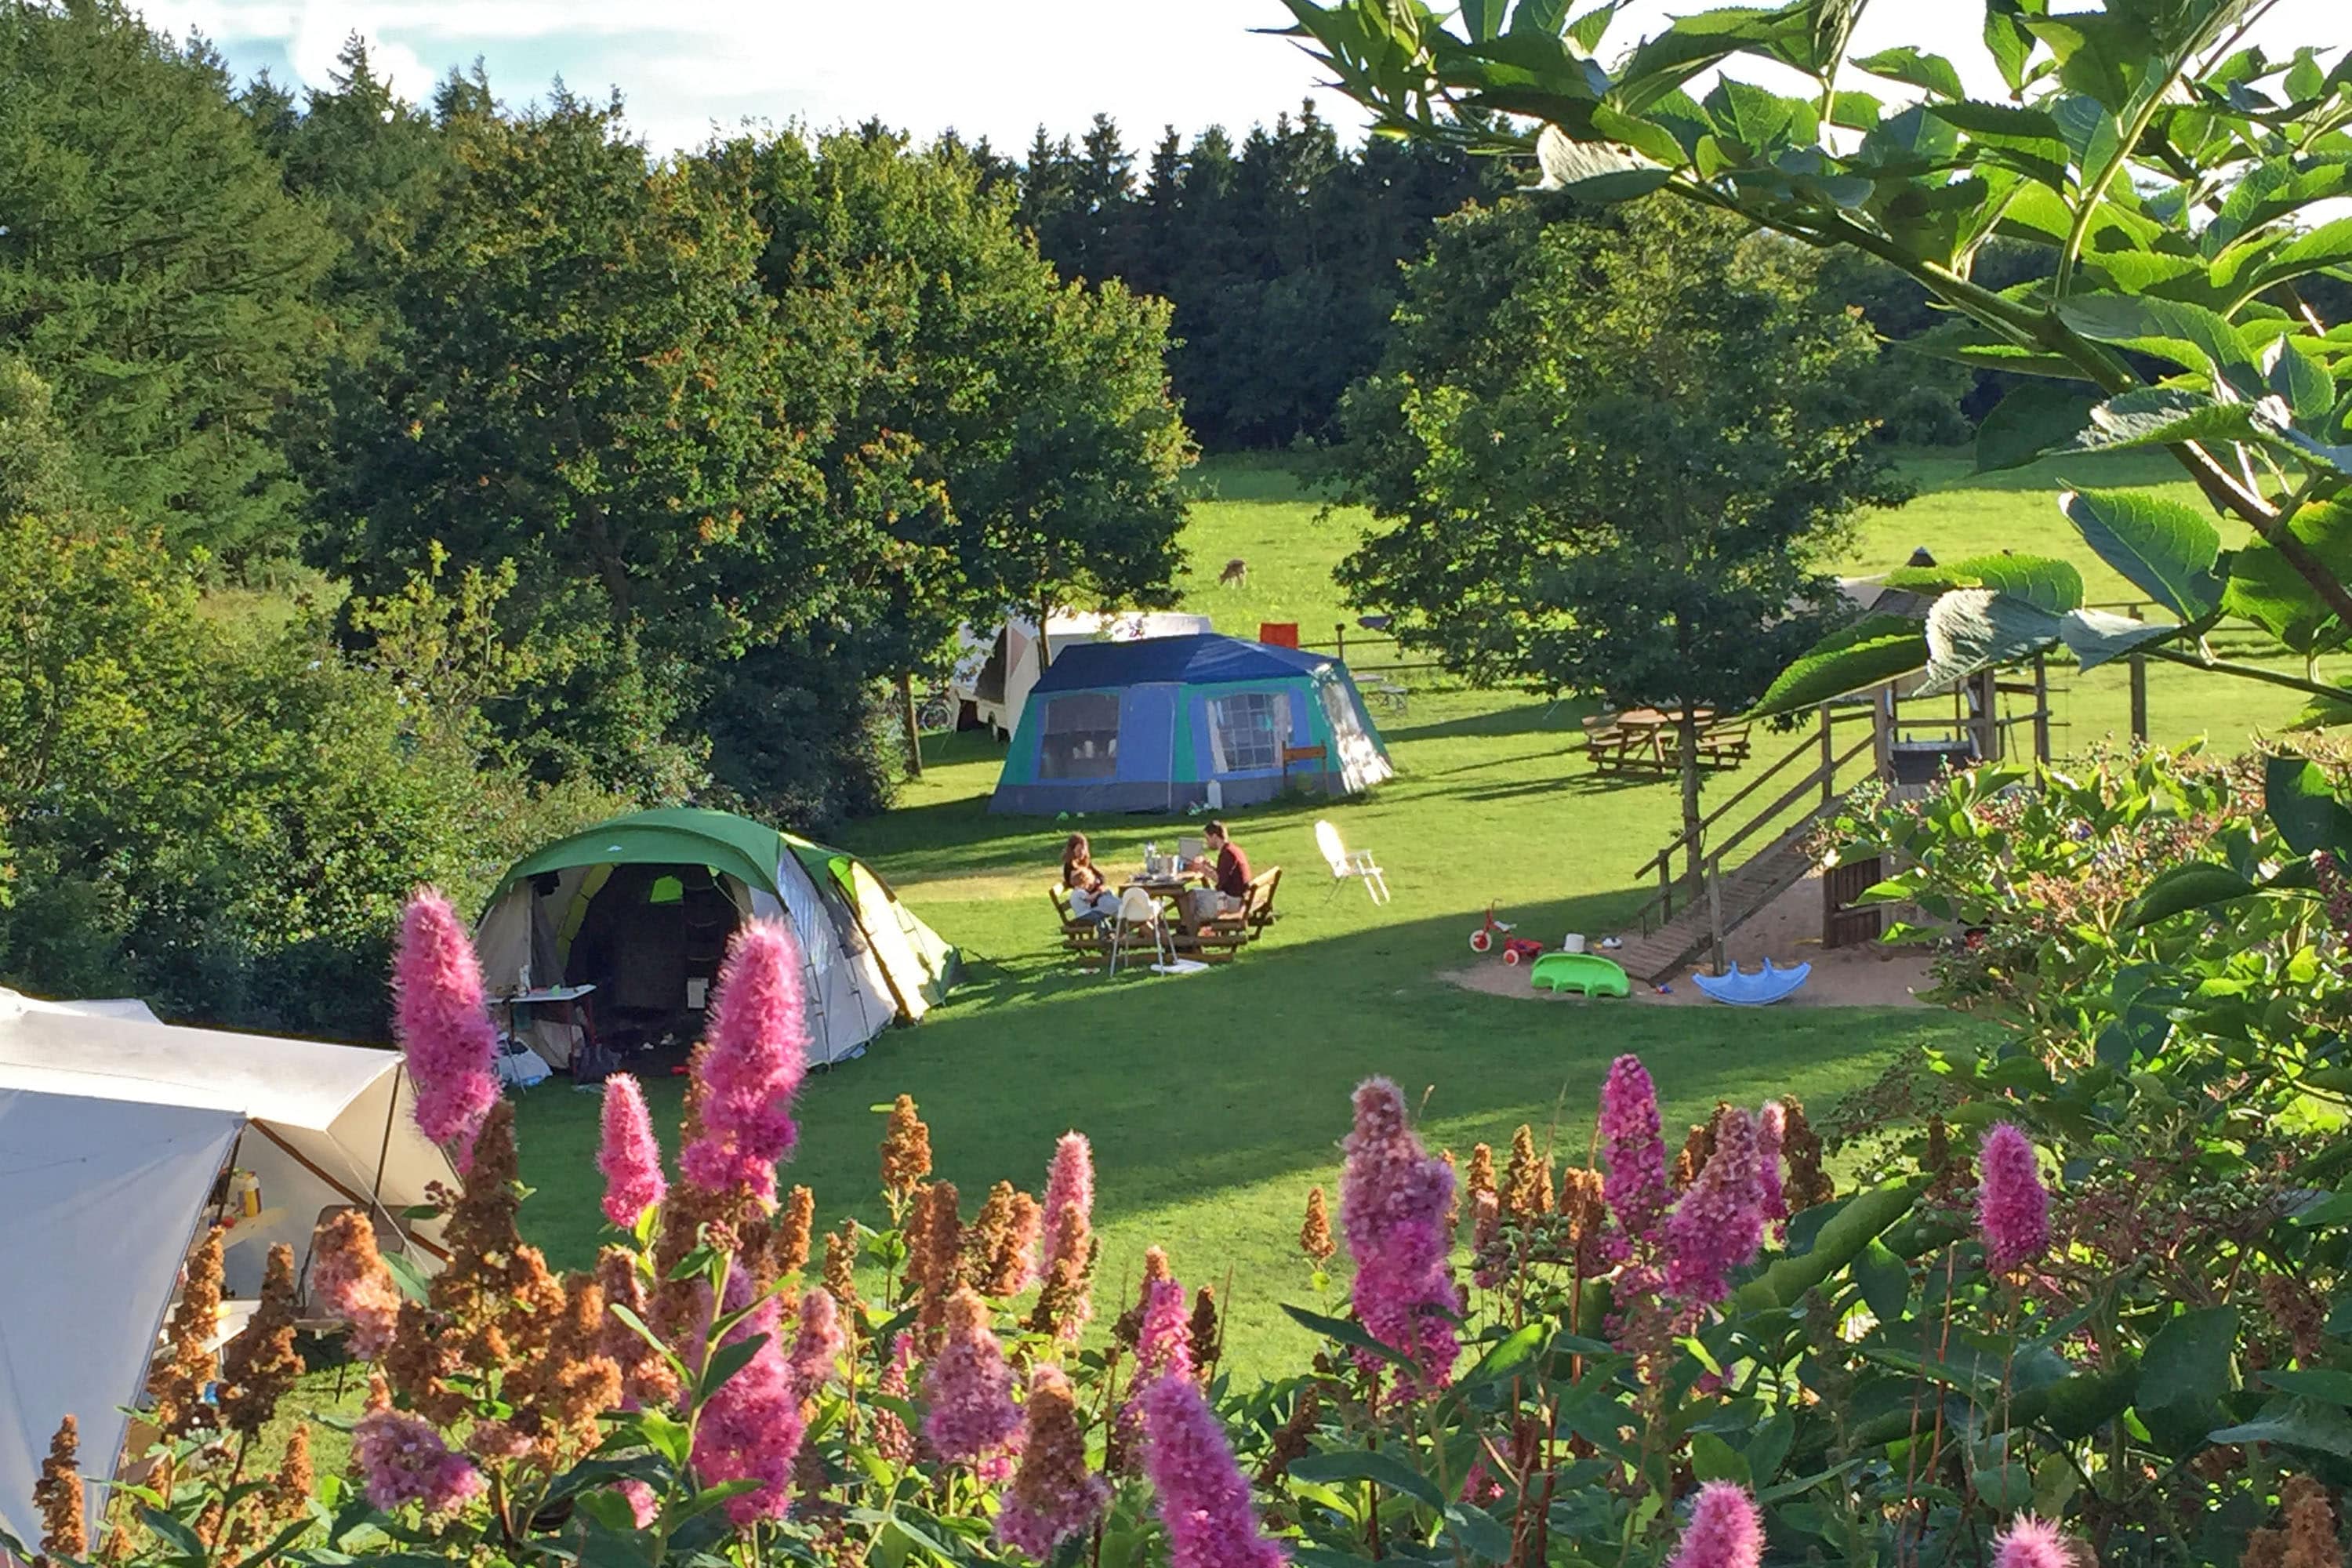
(1061, 833, 1122, 920)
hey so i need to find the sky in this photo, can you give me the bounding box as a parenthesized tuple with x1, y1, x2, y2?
(134, 0, 2349, 155)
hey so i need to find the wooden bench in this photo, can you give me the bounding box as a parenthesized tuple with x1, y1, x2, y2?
(1173, 867, 1283, 962)
(1696, 720, 1752, 767)
(1048, 884, 1114, 963)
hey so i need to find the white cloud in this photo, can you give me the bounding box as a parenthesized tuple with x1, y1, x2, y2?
(131, 0, 2349, 154)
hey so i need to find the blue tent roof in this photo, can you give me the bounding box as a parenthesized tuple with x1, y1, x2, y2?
(1029, 633, 1330, 693)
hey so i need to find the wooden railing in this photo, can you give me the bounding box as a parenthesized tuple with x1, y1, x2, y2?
(1625, 706, 1879, 937)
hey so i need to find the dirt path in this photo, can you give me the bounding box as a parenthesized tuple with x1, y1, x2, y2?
(1440, 873, 1933, 1009)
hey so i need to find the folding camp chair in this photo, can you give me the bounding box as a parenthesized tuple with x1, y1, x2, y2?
(1316, 819, 1391, 905)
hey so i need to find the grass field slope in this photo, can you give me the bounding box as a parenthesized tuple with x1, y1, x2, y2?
(513, 447, 2318, 1377)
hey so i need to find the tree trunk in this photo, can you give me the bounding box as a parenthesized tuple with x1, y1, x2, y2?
(1679, 701, 1704, 896)
(898, 670, 923, 779)
(1034, 581, 1054, 673)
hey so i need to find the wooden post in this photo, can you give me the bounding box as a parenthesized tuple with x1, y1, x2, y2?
(898, 672, 924, 779)
(2129, 654, 2148, 742)
(1658, 860, 1672, 927)
(1873, 684, 1895, 781)
(1706, 862, 1725, 977)
(2031, 654, 2050, 764)
(1335, 622, 1346, 663)
(1818, 703, 1834, 804)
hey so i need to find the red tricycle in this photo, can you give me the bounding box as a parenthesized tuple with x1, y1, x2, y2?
(1469, 905, 1548, 964)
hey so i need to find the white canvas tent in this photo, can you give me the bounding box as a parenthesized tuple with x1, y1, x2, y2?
(949, 611, 1215, 740)
(0, 990, 454, 1543)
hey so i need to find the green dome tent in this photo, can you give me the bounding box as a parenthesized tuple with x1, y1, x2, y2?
(474, 808, 959, 1069)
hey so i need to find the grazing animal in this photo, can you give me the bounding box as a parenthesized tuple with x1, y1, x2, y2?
(1218, 557, 1248, 589)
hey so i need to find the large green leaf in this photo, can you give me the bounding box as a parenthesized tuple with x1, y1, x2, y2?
(1288, 1447, 1446, 1509)
(1920, 590, 2064, 693)
(1884, 554, 2083, 613)
(2223, 499, 2352, 654)
(1748, 614, 1928, 718)
(2058, 386, 2259, 456)
(2058, 607, 2183, 670)
(1853, 46, 1965, 101)
(2119, 863, 2259, 928)
(1974, 381, 2099, 473)
(2263, 753, 2352, 857)
(2056, 294, 2262, 397)
(2056, 487, 2224, 619)
(2136, 1305, 2238, 1456)
(1534, 125, 1671, 200)
(2210, 1398, 2352, 1460)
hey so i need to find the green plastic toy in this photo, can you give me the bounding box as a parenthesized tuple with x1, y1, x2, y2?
(1530, 951, 1631, 998)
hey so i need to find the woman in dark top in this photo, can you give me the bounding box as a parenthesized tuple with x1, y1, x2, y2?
(1062, 833, 1121, 920)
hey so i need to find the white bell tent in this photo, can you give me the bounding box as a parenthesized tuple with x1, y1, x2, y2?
(0, 989, 453, 1544)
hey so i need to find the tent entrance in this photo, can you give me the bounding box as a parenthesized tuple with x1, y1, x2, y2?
(556, 862, 745, 1053)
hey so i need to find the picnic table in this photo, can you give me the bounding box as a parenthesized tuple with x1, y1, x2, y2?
(1583, 707, 1751, 776)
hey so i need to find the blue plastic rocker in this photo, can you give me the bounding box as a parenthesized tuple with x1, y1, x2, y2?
(1690, 958, 1812, 1007)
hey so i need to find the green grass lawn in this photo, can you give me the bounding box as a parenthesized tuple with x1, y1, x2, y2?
(509, 443, 2312, 1381)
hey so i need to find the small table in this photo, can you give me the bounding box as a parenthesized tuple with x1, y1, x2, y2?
(495, 985, 597, 1071)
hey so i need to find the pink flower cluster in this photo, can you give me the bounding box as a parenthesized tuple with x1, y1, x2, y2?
(597, 1074, 666, 1229)
(1755, 1102, 1788, 1228)
(1136, 1272, 1195, 1385)
(610, 1478, 658, 1529)
(1666, 1481, 1761, 1568)
(1978, 1123, 2050, 1272)
(307, 1218, 402, 1360)
(1991, 1515, 2071, 1568)
(1043, 1133, 1094, 1245)
(689, 1333, 803, 1524)
(920, 1290, 1022, 1465)
(1664, 1109, 1766, 1305)
(351, 1409, 485, 1516)
(681, 924, 808, 1200)
(1338, 1078, 1463, 1389)
(1141, 1372, 1287, 1568)
(394, 891, 500, 1166)
(872, 1332, 917, 1462)
(787, 1286, 847, 1395)
(1598, 1055, 1671, 1250)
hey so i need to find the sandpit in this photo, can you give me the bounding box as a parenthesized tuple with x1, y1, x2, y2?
(1440, 872, 1933, 1009)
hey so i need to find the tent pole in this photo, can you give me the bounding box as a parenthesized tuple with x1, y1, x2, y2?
(372, 1062, 401, 1203)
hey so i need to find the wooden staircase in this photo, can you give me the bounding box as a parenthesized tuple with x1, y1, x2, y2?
(1615, 710, 1880, 986)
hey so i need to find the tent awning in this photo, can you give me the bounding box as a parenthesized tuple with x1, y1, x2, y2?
(488, 808, 789, 902)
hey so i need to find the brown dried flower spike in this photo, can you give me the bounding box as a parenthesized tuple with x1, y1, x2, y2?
(35, 1416, 86, 1563)
(1299, 1186, 1335, 1264)
(148, 1226, 226, 1438)
(219, 1243, 306, 1437)
(880, 1094, 933, 1199)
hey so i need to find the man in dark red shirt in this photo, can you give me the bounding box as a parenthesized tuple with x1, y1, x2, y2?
(1188, 820, 1251, 922)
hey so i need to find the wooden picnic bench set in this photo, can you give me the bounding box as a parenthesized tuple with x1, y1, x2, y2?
(1048, 865, 1283, 967)
(1581, 707, 1753, 777)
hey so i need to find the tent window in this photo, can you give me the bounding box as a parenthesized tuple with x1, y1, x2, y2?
(1037, 692, 1121, 779)
(1208, 691, 1287, 774)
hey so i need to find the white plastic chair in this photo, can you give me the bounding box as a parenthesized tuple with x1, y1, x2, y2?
(1108, 885, 1173, 975)
(1316, 819, 1390, 905)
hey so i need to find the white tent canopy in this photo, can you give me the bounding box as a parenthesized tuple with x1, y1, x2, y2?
(0, 990, 454, 1544)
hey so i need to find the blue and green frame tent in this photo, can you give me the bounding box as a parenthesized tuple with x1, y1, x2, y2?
(988, 633, 1393, 815)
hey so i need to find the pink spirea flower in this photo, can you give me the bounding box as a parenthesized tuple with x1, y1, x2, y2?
(873, 1332, 917, 1462)
(1667, 1481, 1762, 1568)
(610, 1478, 657, 1529)
(351, 1409, 486, 1516)
(681, 924, 808, 1201)
(787, 1286, 846, 1395)
(394, 890, 499, 1167)
(1991, 1515, 2071, 1568)
(995, 1365, 1109, 1559)
(1755, 1102, 1788, 1227)
(1599, 1055, 1671, 1249)
(1137, 1274, 1196, 1385)
(597, 1074, 667, 1229)
(1042, 1132, 1094, 1256)
(921, 1289, 1022, 1465)
(1140, 1372, 1287, 1568)
(307, 1217, 402, 1360)
(1664, 1109, 1765, 1306)
(689, 1331, 802, 1523)
(1978, 1122, 2050, 1272)
(1339, 1078, 1464, 1389)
